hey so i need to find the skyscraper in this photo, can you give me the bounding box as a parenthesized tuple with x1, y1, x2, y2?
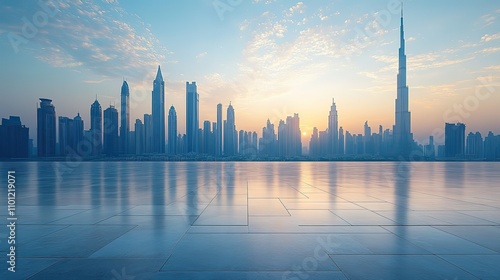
(339, 126, 345, 155)
(143, 114, 152, 153)
(424, 135, 435, 159)
(120, 80, 130, 155)
(466, 132, 483, 159)
(393, 7, 413, 157)
(203, 120, 212, 154)
(73, 113, 84, 154)
(186, 82, 199, 153)
(484, 132, 499, 160)
(216, 103, 223, 156)
(90, 98, 102, 156)
(445, 123, 465, 158)
(168, 106, 177, 155)
(37, 98, 56, 157)
(135, 119, 144, 155)
(364, 121, 372, 154)
(309, 127, 319, 157)
(152, 66, 165, 153)
(0, 116, 29, 158)
(224, 102, 237, 156)
(260, 119, 276, 157)
(103, 105, 119, 156)
(58, 116, 73, 156)
(277, 114, 302, 158)
(328, 98, 338, 156)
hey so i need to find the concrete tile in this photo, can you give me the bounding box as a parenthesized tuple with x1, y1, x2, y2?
(331, 255, 479, 280)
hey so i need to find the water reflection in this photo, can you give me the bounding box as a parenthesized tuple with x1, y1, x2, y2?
(445, 162, 465, 189)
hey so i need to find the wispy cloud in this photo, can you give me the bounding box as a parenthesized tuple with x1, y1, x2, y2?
(480, 13, 496, 27)
(481, 32, 500, 43)
(0, 0, 169, 80)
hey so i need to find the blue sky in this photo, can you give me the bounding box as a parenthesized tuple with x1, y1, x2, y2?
(0, 0, 499, 145)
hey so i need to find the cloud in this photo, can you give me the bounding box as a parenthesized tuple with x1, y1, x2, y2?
(477, 47, 500, 54)
(373, 51, 474, 72)
(0, 0, 169, 80)
(481, 14, 496, 27)
(481, 33, 500, 43)
(83, 78, 109, 84)
(200, 3, 394, 104)
(196, 52, 208, 60)
(286, 2, 305, 17)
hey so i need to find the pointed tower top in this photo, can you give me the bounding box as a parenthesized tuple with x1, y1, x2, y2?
(155, 65, 163, 81)
(401, 1, 403, 17)
(122, 80, 129, 91)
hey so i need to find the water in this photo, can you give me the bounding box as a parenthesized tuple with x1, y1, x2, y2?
(0, 161, 499, 279)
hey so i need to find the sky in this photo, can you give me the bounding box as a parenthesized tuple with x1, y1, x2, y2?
(0, 0, 499, 146)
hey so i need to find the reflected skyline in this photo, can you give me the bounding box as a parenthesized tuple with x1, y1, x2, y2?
(0, 161, 499, 278)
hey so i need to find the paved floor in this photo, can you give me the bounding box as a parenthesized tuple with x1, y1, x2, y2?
(0, 161, 499, 279)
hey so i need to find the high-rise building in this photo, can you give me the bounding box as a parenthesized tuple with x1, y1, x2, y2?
(277, 114, 302, 158)
(224, 102, 237, 156)
(58, 116, 73, 156)
(216, 103, 223, 156)
(484, 132, 499, 160)
(466, 132, 483, 159)
(338, 126, 345, 155)
(168, 106, 177, 155)
(213, 122, 218, 155)
(128, 131, 136, 155)
(345, 131, 354, 155)
(186, 82, 199, 153)
(203, 120, 212, 154)
(90, 98, 102, 156)
(328, 98, 339, 156)
(135, 119, 144, 154)
(0, 116, 29, 158)
(37, 98, 56, 157)
(152, 66, 165, 153)
(73, 113, 84, 154)
(445, 123, 465, 158)
(103, 105, 119, 156)
(424, 135, 435, 159)
(309, 127, 319, 157)
(259, 119, 276, 157)
(393, 7, 413, 157)
(364, 121, 372, 154)
(143, 114, 152, 153)
(120, 81, 130, 154)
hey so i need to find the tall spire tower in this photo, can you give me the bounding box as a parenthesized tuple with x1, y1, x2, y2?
(328, 98, 339, 156)
(393, 5, 412, 157)
(152, 65, 165, 153)
(120, 80, 129, 154)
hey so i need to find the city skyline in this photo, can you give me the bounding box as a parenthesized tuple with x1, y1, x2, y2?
(0, 1, 499, 144)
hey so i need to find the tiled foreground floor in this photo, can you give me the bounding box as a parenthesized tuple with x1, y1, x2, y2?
(0, 161, 499, 279)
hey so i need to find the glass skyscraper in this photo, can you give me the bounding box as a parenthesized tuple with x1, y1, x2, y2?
(120, 80, 130, 154)
(186, 82, 199, 153)
(104, 105, 119, 156)
(168, 105, 177, 155)
(393, 8, 413, 157)
(90, 98, 102, 156)
(37, 98, 56, 157)
(152, 66, 165, 153)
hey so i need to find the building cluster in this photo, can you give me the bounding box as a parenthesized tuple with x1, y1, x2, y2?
(1, 9, 499, 161)
(434, 123, 500, 160)
(0, 65, 304, 159)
